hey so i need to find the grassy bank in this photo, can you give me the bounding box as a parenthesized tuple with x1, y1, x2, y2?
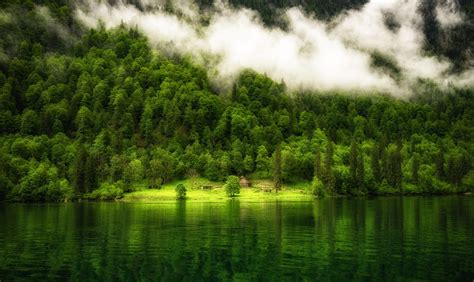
(121, 178, 315, 202)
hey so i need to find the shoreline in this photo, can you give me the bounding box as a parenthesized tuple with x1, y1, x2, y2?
(118, 177, 472, 203)
(1, 191, 471, 204)
(2, 177, 472, 203)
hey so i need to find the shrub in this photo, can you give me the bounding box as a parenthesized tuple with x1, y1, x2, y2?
(88, 183, 124, 200)
(175, 183, 186, 200)
(46, 179, 74, 202)
(376, 180, 398, 195)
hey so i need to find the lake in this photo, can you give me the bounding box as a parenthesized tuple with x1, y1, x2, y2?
(0, 196, 473, 281)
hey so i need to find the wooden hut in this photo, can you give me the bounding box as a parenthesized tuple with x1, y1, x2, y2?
(239, 176, 251, 187)
(201, 185, 212, 190)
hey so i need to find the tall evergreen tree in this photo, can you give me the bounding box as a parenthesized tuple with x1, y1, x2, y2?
(371, 142, 381, 183)
(446, 155, 457, 185)
(314, 148, 322, 179)
(73, 145, 87, 194)
(412, 153, 420, 184)
(435, 148, 445, 180)
(273, 143, 282, 191)
(357, 150, 365, 191)
(350, 139, 358, 190)
(386, 141, 403, 191)
(323, 141, 335, 192)
(84, 153, 98, 193)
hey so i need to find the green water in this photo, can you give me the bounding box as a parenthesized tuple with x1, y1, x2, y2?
(0, 196, 473, 281)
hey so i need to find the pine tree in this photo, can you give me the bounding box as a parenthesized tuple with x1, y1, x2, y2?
(386, 141, 403, 191)
(379, 135, 388, 182)
(84, 154, 98, 193)
(357, 151, 365, 192)
(395, 140, 403, 192)
(323, 141, 335, 192)
(273, 143, 282, 191)
(74, 145, 87, 194)
(350, 140, 358, 190)
(371, 143, 381, 183)
(446, 155, 456, 185)
(412, 153, 419, 185)
(435, 147, 445, 180)
(314, 148, 321, 179)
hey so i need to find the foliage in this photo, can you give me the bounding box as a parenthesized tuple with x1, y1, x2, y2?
(311, 176, 326, 198)
(175, 183, 186, 200)
(0, 18, 472, 202)
(273, 144, 282, 190)
(87, 182, 124, 201)
(9, 161, 73, 202)
(461, 170, 474, 191)
(224, 176, 241, 197)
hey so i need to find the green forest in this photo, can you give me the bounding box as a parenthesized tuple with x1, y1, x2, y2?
(0, 0, 473, 202)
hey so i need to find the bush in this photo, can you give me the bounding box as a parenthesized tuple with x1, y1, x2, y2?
(311, 176, 326, 198)
(88, 182, 124, 200)
(417, 176, 455, 194)
(376, 180, 398, 195)
(12, 162, 73, 202)
(225, 175, 240, 197)
(175, 183, 186, 200)
(46, 179, 74, 202)
(403, 183, 419, 194)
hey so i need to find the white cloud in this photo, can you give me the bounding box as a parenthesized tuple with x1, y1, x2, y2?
(436, 0, 464, 27)
(333, 0, 452, 83)
(36, 6, 75, 43)
(74, 0, 473, 97)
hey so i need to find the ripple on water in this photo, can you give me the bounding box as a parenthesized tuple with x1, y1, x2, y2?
(0, 196, 473, 281)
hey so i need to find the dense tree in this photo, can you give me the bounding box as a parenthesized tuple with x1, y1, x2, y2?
(435, 148, 445, 180)
(124, 159, 144, 189)
(411, 154, 420, 185)
(314, 148, 322, 179)
(349, 140, 358, 191)
(0, 21, 472, 202)
(357, 148, 365, 192)
(385, 143, 403, 192)
(370, 144, 382, 183)
(323, 142, 336, 192)
(273, 144, 282, 191)
(255, 145, 270, 178)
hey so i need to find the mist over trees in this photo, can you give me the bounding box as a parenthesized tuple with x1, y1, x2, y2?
(0, 0, 473, 202)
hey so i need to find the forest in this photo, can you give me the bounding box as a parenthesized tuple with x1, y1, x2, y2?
(0, 0, 473, 202)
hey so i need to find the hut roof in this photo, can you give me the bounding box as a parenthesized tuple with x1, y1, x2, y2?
(239, 176, 251, 187)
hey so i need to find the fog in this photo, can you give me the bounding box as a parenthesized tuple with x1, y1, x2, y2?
(75, 0, 473, 96)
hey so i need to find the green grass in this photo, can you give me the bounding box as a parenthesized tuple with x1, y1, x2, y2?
(121, 178, 315, 202)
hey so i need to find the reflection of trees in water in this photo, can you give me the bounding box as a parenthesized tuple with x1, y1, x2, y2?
(0, 197, 473, 280)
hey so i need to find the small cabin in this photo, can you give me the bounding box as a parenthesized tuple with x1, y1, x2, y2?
(201, 185, 212, 190)
(239, 177, 251, 188)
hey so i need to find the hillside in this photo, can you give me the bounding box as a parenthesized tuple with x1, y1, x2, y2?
(0, 1, 473, 202)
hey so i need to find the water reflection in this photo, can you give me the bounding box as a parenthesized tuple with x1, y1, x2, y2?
(0, 196, 473, 280)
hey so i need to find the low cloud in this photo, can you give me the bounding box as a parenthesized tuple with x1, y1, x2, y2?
(75, 0, 473, 96)
(36, 6, 76, 44)
(436, 0, 464, 28)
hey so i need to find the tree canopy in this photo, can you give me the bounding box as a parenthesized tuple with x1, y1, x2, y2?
(0, 2, 473, 202)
